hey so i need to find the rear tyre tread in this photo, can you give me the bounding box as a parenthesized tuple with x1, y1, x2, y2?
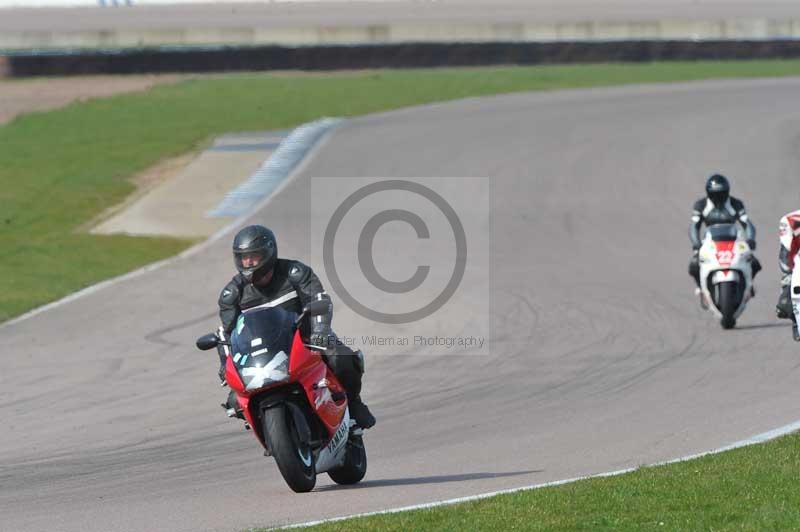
(328, 435, 367, 485)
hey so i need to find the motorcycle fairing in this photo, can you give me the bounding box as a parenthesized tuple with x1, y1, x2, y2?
(713, 240, 735, 267)
(698, 224, 753, 320)
(223, 306, 348, 451)
(712, 270, 737, 283)
(228, 309, 294, 394)
(314, 408, 351, 473)
(288, 331, 348, 437)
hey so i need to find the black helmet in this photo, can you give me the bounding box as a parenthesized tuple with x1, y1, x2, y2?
(232, 225, 277, 282)
(705, 174, 730, 207)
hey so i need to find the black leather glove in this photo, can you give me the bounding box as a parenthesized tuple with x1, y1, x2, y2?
(747, 239, 756, 250)
(310, 323, 336, 348)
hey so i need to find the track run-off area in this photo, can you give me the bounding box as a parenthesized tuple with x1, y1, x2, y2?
(2, 77, 800, 531)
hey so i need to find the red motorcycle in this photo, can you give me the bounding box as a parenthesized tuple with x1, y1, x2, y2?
(196, 300, 367, 492)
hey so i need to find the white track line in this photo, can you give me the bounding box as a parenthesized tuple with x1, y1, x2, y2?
(278, 418, 800, 530)
(0, 117, 343, 331)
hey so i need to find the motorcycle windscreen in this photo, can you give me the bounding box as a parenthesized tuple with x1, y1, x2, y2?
(707, 223, 739, 242)
(230, 306, 297, 391)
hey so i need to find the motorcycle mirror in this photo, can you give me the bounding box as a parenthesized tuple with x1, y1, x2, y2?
(303, 300, 330, 317)
(196, 333, 220, 351)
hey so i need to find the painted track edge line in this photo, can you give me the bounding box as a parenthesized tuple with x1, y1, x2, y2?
(0, 117, 344, 331)
(274, 418, 800, 530)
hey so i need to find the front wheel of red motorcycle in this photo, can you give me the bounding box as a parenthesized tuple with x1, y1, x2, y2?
(263, 406, 317, 493)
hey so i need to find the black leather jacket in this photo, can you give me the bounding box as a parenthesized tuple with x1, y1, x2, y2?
(218, 258, 332, 336)
(689, 196, 756, 250)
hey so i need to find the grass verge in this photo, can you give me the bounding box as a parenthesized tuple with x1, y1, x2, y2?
(269, 431, 800, 532)
(3, 60, 800, 321)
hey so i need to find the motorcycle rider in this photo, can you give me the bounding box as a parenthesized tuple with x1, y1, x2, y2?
(689, 174, 761, 307)
(216, 224, 376, 428)
(776, 210, 800, 341)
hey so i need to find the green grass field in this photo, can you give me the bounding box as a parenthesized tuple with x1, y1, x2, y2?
(272, 431, 800, 532)
(3, 60, 800, 321)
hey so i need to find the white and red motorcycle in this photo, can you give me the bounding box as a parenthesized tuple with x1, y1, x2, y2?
(698, 223, 755, 329)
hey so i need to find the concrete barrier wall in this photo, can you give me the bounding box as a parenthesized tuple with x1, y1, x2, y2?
(4, 40, 800, 78)
(4, 19, 800, 50)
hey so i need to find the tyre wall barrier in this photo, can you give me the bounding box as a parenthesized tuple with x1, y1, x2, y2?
(3, 40, 800, 78)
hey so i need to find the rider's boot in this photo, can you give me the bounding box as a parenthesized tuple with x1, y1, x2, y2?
(695, 287, 709, 310)
(793, 322, 800, 342)
(749, 254, 761, 300)
(751, 256, 762, 278)
(776, 285, 792, 319)
(349, 396, 376, 429)
(222, 389, 245, 420)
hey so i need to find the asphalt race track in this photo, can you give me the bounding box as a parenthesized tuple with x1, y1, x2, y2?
(3, 78, 800, 531)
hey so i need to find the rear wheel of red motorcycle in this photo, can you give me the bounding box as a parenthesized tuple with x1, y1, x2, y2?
(328, 435, 367, 485)
(263, 406, 316, 492)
